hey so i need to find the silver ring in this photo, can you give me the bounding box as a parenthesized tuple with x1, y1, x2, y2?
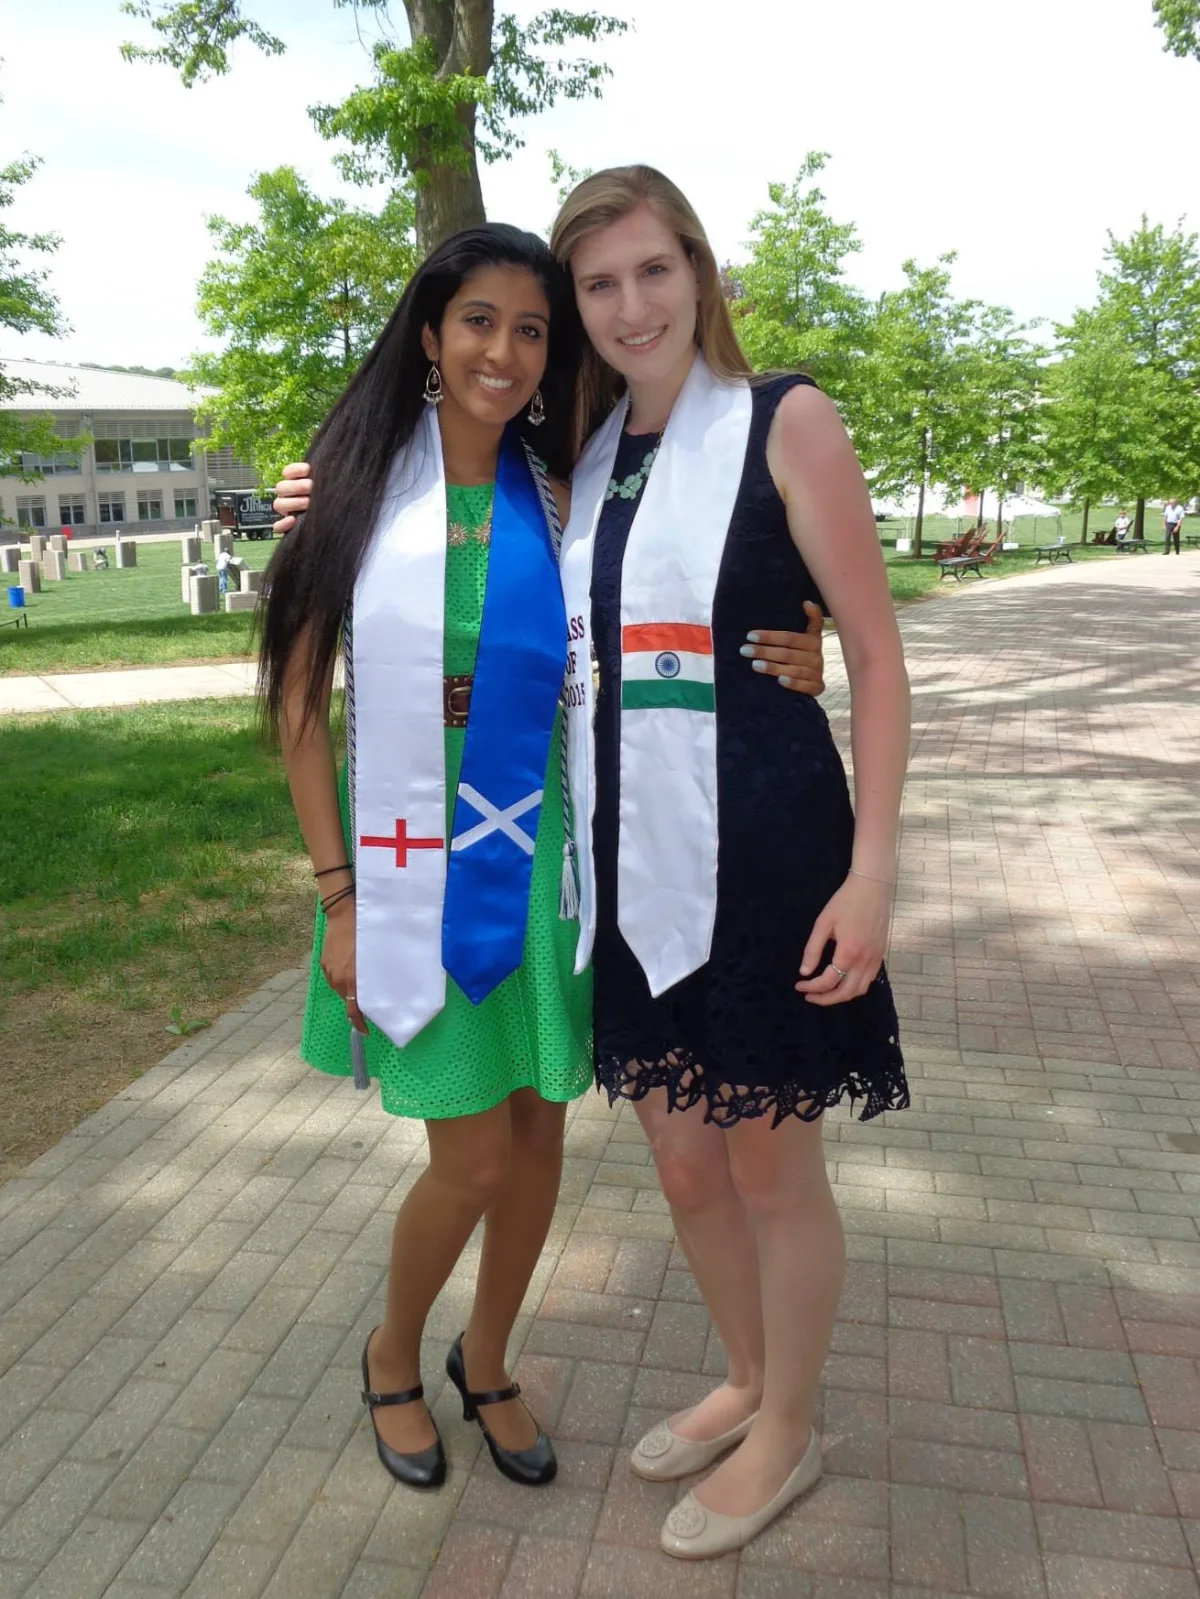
(830, 964, 847, 980)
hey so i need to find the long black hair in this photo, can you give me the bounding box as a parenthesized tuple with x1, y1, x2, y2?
(259, 223, 583, 733)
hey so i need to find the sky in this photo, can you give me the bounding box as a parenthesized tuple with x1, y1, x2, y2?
(3, 0, 1196, 371)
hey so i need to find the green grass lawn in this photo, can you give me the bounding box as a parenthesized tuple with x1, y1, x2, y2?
(878, 505, 1148, 606)
(0, 503, 1171, 676)
(1, 535, 278, 675)
(0, 698, 313, 1175)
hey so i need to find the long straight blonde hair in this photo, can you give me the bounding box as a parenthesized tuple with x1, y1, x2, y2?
(550, 164, 753, 452)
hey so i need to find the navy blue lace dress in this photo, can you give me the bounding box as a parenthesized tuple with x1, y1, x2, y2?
(590, 375, 909, 1127)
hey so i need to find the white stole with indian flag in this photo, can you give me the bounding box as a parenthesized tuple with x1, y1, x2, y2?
(559, 353, 753, 995)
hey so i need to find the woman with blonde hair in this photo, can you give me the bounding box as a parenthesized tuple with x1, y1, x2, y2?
(549, 164, 909, 1559)
(274, 166, 907, 1554)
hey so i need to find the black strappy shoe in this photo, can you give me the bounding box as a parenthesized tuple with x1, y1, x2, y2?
(445, 1333, 556, 1486)
(360, 1329, 446, 1489)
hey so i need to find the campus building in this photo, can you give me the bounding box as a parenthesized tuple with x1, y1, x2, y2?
(0, 360, 257, 540)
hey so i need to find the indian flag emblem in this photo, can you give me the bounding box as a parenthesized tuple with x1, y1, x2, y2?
(621, 623, 715, 712)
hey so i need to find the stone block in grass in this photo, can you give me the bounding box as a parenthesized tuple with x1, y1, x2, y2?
(190, 573, 219, 615)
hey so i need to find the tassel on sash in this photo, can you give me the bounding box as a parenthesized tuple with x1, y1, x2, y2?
(521, 442, 581, 922)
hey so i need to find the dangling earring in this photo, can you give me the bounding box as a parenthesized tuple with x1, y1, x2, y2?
(528, 387, 545, 428)
(423, 364, 443, 405)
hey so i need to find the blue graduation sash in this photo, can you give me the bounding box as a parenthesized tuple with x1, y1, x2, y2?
(440, 430, 567, 1003)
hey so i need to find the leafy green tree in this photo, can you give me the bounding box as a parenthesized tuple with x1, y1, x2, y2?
(121, 1, 627, 252)
(1092, 216, 1200, 534)
(0, 111, 70, 482)
(81, 362, 180, 378)
(548, 147, 592, 206)
(956, 306, 1047, 533)
(186, 167, 418, 482)
(1042, 307, 1181, 541)
(1153, 0, 1200, 59)
(854, 256, 980, 556)
(730, 153, 872, 424)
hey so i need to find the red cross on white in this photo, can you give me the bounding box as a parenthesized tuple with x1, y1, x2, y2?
(359, 819, 444, 869)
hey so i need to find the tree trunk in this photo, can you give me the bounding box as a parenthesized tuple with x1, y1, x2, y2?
(415, 161, 487, 254)
(1134, 496, 1146, 541)
(404, 0, 492, 254)
(996, 494, 1004, 542)
(1080, 496, 1089, 545)
(913, 427, 929, 558)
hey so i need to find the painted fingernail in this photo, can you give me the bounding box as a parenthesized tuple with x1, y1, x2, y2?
(739, 644, 755, 657)
(752, 659, 767, 672)
(779, 676, 791, 686)
(746, 631, 761, 643)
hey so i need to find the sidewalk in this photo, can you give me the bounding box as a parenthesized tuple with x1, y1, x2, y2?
(1, 552, 1199, 1598)
(0, 660, 257, 715)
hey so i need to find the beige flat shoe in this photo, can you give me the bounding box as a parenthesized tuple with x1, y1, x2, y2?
(659, 1428, 823, 1560)
(630, 1409, 758, 1482)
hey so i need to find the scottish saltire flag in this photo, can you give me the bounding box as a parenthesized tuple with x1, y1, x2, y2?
(621, 623, 715, 712)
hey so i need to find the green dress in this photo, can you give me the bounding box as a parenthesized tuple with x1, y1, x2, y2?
(301, 482, 593, 1119)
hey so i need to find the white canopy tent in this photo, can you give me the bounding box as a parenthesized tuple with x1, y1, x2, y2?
(874, 488, 1065, 542)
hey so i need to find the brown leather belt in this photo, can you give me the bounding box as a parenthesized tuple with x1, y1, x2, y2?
(444, 673, 473, 729)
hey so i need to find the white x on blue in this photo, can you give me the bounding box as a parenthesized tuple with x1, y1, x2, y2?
(452, 785, 542, 856)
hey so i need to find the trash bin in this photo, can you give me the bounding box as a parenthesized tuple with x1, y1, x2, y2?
(8, 585, 26, 608)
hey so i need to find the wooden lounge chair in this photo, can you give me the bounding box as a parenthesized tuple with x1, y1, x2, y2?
(934, 525, 986, 561)
(936, 530, 1004, 581)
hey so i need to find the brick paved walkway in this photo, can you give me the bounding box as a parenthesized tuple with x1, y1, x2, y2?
(2, 552, 1199, 1599)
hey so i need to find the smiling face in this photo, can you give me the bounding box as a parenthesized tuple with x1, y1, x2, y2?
(421, 264, 550, 432)
(568, 203, 700, 391)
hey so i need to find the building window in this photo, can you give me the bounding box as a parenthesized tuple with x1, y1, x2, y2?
(137, 495, 164, 521)
(98, 495, 125, 523)
(174, 494, 198, 518)
(20, 448, 82, 475)
(93, 420, 195, 473)
(19, 421, 83, 476)
(17, 497, 48, 528)
(59, 497, 88, 525)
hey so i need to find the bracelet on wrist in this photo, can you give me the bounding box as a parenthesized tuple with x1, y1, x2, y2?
(314, 863, 352, 879)
(321, 883, 356, 914)
(849, 867, 896, 887)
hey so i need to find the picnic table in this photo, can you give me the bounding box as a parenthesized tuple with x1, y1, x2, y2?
(1034, 544, 1074, 566)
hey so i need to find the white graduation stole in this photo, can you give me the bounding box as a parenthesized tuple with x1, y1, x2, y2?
(560, 354, 753, 994)
(351, 408, 450, 1048)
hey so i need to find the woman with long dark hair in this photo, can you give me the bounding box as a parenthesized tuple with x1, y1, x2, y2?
(262, 225, 592, 1493)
